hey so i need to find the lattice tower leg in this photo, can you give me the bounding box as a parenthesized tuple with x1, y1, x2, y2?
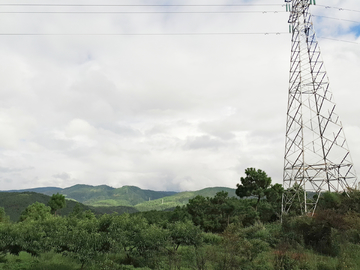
(282, 0, 357, 216)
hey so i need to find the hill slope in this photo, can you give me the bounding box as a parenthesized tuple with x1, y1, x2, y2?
(1, 185, 237, 212)
(83, 185, 178, 206)
(5, 187, 63, 196)
(134, 187, 237, 211)
(1, 185, 178, 207)
(0, 192, 138, 222)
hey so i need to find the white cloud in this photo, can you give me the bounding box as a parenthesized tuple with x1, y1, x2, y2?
(0, 108, 37, 149)
(0, 0, 359, 191)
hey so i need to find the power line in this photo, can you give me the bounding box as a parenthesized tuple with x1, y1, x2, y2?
(318, 36, 360, 44)
(0, 33, 357, 44)
(316, 5, 360, 13)
(0, 11, 285, 14)
(0, 32, 289, 36)
(0, 4, 283, 7)
(312, 14, 360, 24)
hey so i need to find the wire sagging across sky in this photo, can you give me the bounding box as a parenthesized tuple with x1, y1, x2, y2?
(0, 3, 283, 7)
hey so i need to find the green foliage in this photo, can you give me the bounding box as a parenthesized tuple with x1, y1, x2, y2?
(168, 220, 203, 250)
(264, 183, 284, 219)
(19, 202, 52, 222)
(186, 192, 239, 233)
(60, 219, 106, 269)
(282, 183, 307, 216)
(134, 210, 172, 227)
(333, 189, 360, 214)
(3, 185, 237, 213)
(69, 203, 96, 220)
(48, 193, 66, 215)
(0, 192, 101, 222)
(0, 251, 80, 270)
(212, 224, 270, 270)
(317, 192, 342, 210)
(281, 215, 340, 257)
(233, 199, 260, 227)
(3, 188, 360, 269)
(61, 184, 177, 207)
(134, 187, 236, 212)
(89, 205, 138, 215)
(236, 168, 272, 210)
(169, 205, 191, 223)
(202, 232, 222, 245)
(0, 208, 10, 224)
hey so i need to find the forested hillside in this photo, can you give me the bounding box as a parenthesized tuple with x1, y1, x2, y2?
(2, 188, 360, 269)
(3, 169, 360, 269)
(1, 185, 236, 210)
(0, 192, 138, 222)
(135, 187, 236, 211)
(2, 185, 178, 206)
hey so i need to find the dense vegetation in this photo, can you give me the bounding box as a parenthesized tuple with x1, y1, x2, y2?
(1, 185, 236, 210)
(2, 169, 360, 269)
(0, 192, 138, 222)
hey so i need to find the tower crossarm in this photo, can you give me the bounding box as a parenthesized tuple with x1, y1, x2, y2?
(286, 0, 310, 24)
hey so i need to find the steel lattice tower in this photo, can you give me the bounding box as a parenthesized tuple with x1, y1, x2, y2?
(282, 0, 357, 215)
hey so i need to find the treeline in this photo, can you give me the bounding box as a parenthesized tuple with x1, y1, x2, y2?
(0, 192, 139, 222)
(1, 170, 360, 269)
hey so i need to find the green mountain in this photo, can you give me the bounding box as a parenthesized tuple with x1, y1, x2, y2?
(56, 185, 178, 206)
(0, 192, 138, 222)
(2, 184, 178, 207)
(134, 187, 237, 211)
(1, 185, 237, 212)
(5, 187, 63, 196)
(60, 184, 116, 204)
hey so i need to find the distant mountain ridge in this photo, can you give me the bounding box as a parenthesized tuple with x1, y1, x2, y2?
(135, 187, 237, 211)
(1, 184, 178, 206)
(1, 184, 237, 211)
(5, 187, 63, 195)
(0, 192, 138, 222)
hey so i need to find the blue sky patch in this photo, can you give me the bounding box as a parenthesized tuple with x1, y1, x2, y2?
(349, 24, 360, 37)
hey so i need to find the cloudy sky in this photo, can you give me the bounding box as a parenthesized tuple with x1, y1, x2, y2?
(0, 0, 359, 191)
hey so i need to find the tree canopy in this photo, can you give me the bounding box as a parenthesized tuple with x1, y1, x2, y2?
(19, 202, 52, 222)
(48, 193, 66, 216)
(236, 168, 272, 210)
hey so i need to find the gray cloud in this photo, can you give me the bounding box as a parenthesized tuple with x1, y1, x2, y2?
(183, 135, 225, 150)
(0, 166, 34, 173)
(53, 172, 71, 180)
(0, 0, 359, 191)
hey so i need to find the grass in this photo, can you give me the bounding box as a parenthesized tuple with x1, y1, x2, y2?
(0, 252, 80, 270)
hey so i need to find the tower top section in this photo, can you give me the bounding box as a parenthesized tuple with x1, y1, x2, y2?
(285, 0, 315, 24)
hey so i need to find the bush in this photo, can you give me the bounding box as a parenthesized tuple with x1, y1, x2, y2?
(202, 232, 222, 245)
(0, 252, 37, 270)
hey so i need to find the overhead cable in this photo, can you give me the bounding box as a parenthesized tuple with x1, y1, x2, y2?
(0, 11, 285, 14)
(312, 14, 360, 24)
(316, 5, 360, 13)
(0, 33, 358, 44)
(0, 32, 289, 36)
(0, 4, 283, 7)
(318, 36, 360, 44)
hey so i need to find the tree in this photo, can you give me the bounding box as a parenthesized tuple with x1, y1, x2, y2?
(186, 192, 238, 232)
(186, 195, 209, 230)
(48, 193, 66, 216)
(264, 183, 285, 219)
(168, 220, 202, 251)
(59, 218, 106, 269)
(0, 207, 9, 223)
(19, 202, 52, 222)
(236, 168, 272, 210)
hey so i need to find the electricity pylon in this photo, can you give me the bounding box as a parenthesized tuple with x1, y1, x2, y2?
(282, 0, 357, 215)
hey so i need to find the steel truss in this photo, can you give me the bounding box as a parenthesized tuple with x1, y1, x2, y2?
(282, 0, 357, 215)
